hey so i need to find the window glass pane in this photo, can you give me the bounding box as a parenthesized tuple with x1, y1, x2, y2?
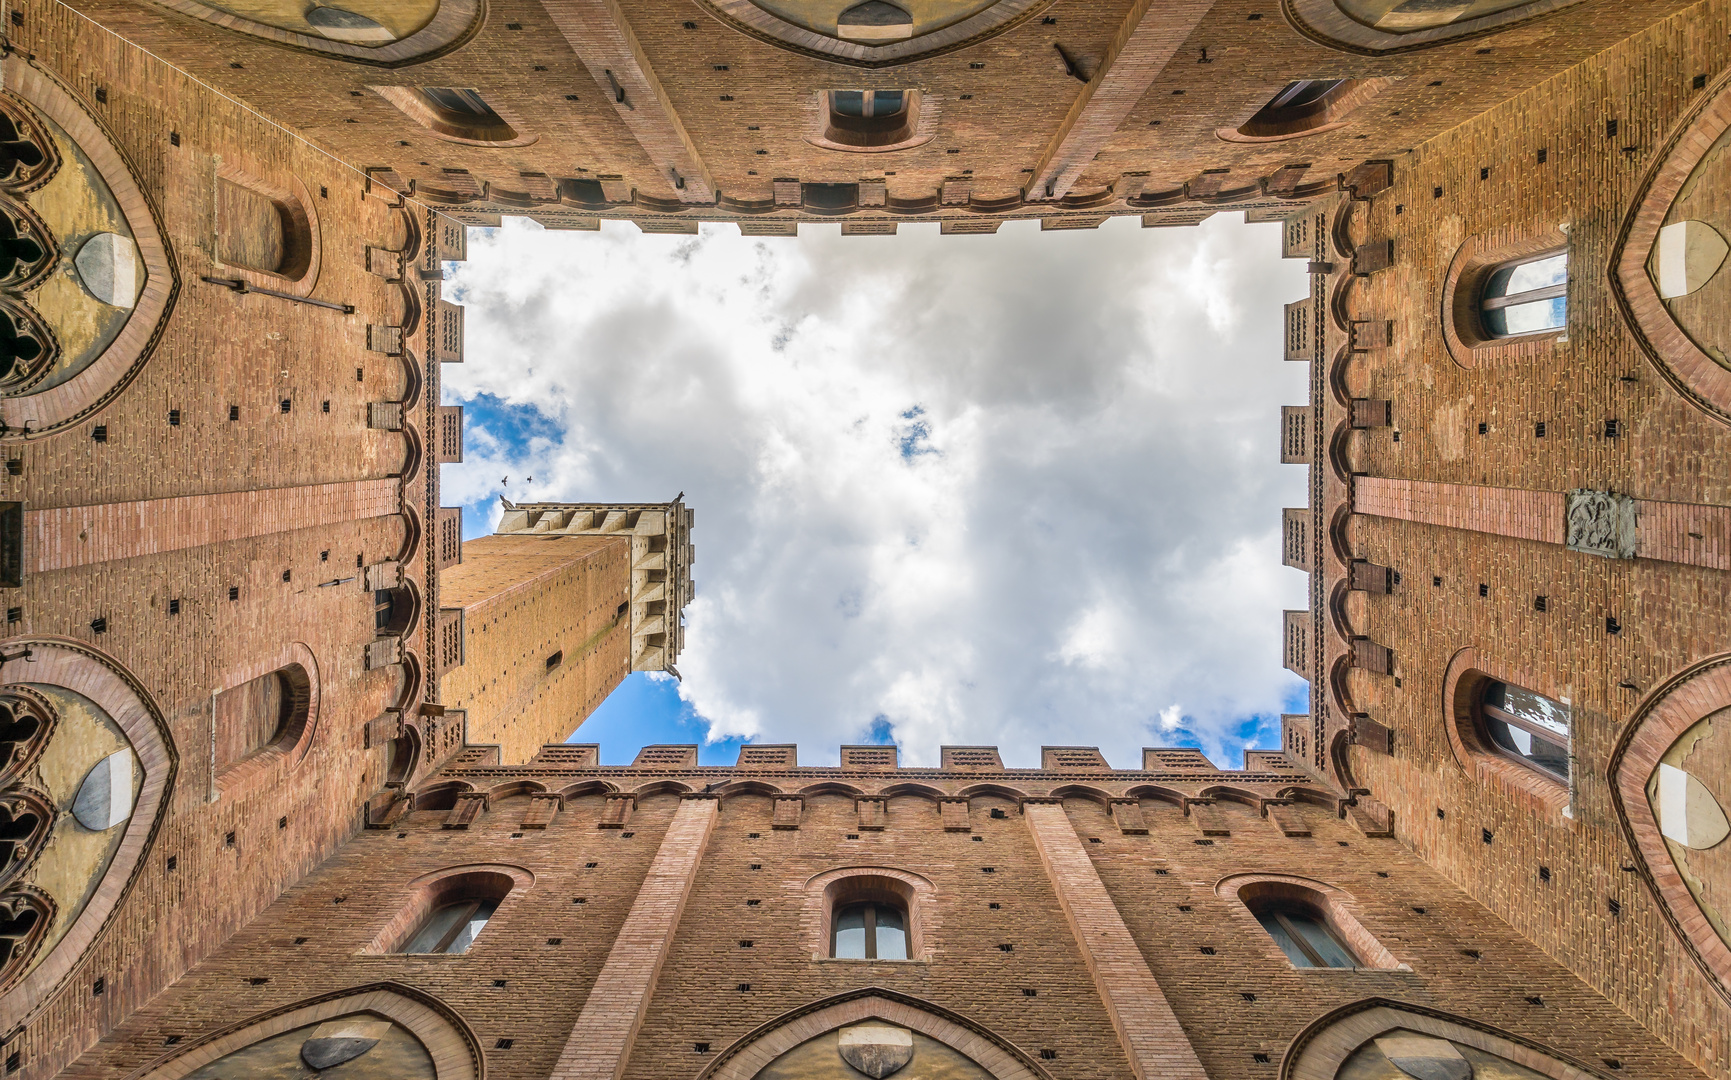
(872, 91, 905, 116)
(420, 87, 497, 118)
(1484, 681, 1569, 739)
(1255, 910, 1316, 967)
(1484, 297, 1565, 336)
(1269, 79, 1344, 110)
(832, 91, 866, 117)
(1483, 265, 1515, 299)
(403, 904, 468, 953)
(1503, 253, 1567, 294)
(873, 905, 908, 960)
(442, 896, 499, 954)
(833, 906, 867, 958)
(1485, 717, 1569, 779)
(1287, 913, 1356, 968)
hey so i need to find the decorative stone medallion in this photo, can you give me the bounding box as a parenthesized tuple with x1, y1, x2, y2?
(837, 1023, 914, 1078)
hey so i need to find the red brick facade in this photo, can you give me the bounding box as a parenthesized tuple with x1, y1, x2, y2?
(2, 0, 1729, 1078)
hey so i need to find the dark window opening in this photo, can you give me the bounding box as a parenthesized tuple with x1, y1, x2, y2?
(823, 89, 917, 149)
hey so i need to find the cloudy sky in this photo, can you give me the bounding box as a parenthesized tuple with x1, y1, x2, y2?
(440, 213, 1310, 769)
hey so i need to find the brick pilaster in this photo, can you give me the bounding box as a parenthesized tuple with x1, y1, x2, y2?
(1021, 801, 1209, 1080)
(548, 795, 718, 1080)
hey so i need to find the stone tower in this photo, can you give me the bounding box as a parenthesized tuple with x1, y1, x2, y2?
(437, 499, 695, 763)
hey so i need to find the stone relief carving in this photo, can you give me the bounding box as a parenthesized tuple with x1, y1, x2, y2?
(1564, 490, 1638, 559)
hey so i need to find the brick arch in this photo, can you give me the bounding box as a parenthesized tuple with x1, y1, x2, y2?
(802, 866, 938, 962)
(1277, 786, 1344, 813)
(143, 0, 483, 66)
(554, 779, 622, 800)
(0, 638, 173, 1033)
(955, 782, 1032, 802)
(481, 779, 548, 801)
(713, 779, 790, 802)
(1612, 70, 1731, 427)
(127, 982, 481, 1080)
(1215, 873, 1402, 971)
(690, 0, 1057, 70)
(1441, 223, 1570, 369)
(1281, 998, 1600, 1080)
(695, 986, 1053, 1080)
(627, 779, 694, 799)
(875, 781, 948, 801)
(361, 863, 532, 955)
(797, 780, 868, 798)
(0, 60, 177, 440)
(1049, 783, 1115, 807)
(1608, 650, 1731, 1003)
(1123, 783, 1185, 806)
(1281, 0, 1587, 55)
(411, 780, 475, 811)
(1198, 785, 1263, 808)
(210, 641, 323, 794)
(210, 161, 322, 297)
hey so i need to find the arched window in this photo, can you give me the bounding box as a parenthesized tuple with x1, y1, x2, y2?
(1222, 78, 1396, 142)
(1222, 875, 1402, 971)
(1478, 679, 1570, 781)
(820, 90, 921, 151)
(212, 665, 312, 774)
(213, 168, 316, 283)
(1256, 79, 1347, 120)
(1480, 250, 1567, 337)
(1251, 900, 1357, 968)
(401, 896, 499, 954)
(832, 899, 908, 960)
(373, 582, 419, 638)
(372, 86, 525, 146)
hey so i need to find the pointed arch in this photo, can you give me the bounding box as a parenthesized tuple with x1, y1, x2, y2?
(695, 986, 1054, 1080)
(0, 639, 173, 1033)
(128, 982, 481, 1080)
(1608, 650, 1731, 1002)
(1281, 998, 1602, 1080)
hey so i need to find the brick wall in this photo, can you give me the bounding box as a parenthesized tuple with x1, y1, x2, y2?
(438, 534, 632, 763)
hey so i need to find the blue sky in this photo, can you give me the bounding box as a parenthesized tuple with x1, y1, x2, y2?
(441, 215, 1311, 771)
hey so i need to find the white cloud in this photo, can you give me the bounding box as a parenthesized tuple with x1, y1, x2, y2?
(443, 214, 1310, 769)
